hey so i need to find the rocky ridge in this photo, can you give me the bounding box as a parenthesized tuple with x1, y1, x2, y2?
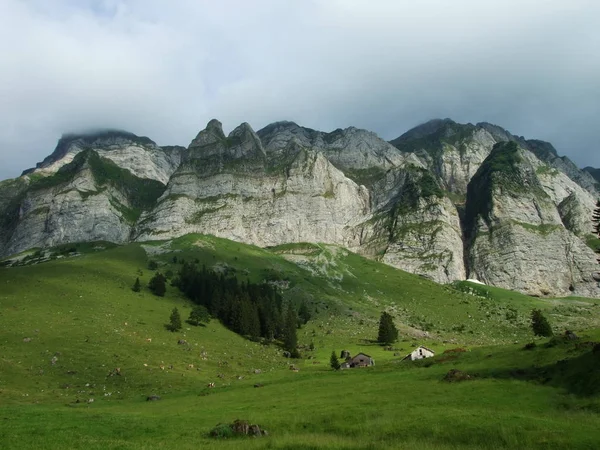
(1, 119, 598, 298)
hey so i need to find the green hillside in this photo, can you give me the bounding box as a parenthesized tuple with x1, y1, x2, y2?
(1, 234, 600, 449)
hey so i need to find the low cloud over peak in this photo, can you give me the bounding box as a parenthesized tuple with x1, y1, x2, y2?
(1, 0, 599, 179)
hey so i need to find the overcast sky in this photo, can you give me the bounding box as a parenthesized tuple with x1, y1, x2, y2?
(1, 0, 599, 180)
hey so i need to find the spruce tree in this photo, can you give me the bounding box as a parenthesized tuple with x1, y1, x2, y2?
(283, 305, 298, 355)
(330, 351, 341, 370)
(298, 302, 312, 325)
(168, 307, 182, 332)
(132, 277, 141, 292)
(531, 309, 553, 337)
(148, 273, 166, 297)
(377, 311, 398, 344)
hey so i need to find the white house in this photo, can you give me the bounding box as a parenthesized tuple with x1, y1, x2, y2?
(402, 346, 435, 361)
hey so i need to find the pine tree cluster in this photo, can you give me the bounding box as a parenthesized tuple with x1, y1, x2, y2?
(173, 262, 299, 348)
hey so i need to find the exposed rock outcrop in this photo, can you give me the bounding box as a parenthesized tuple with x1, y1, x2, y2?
(464, 142, 597, 298)
(2, 150, 165, 256)
(24, 130, 183, 185)
(1, 118, 598, 298)
(136, 122, 370, 249)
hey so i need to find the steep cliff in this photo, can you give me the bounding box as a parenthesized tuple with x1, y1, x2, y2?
(23, 130, 184, 185)
(136, 121, 370, 249)
(360, 166, 465, 282)
(1, 118, 598, 298)
(1, 150, 165, 256)
(464, 142, 597, 297)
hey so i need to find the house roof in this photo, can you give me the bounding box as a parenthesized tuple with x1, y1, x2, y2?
(411, 345, 435, 353)
(352, 353, 371, 359)
(416, 346, 435, 354)
(401, 346, 435, 360)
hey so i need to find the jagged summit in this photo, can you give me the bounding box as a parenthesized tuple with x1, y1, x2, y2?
(22, 129, 158, 176)
(1, 117, 598, 298)
(392, 118, 457, 143)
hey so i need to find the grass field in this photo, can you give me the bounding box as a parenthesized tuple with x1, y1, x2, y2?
(1, 234, 599, 449)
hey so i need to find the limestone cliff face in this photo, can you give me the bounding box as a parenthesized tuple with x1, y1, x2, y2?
(1, 150, 165, 256)
(355, 166, 465, 283)
(136, 121, 370, 248)
(24, 131, 183, 185)
(1, 118, 598, 298)
(258, 121, 424, 180)
(464, 142, 597, 298)
(390, 119, 496, 196)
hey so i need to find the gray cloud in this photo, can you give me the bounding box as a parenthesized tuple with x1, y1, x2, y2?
(1, 0, 599, 180)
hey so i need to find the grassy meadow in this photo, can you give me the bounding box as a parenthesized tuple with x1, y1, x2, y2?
(1, 234, 600, 449)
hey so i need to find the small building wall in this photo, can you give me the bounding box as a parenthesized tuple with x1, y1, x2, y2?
(351, 353, 374, 366)
(409, 347, 434, 361)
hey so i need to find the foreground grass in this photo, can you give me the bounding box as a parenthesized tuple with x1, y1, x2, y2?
(2, 344, 600, 449)
(1, 235, 600, 449)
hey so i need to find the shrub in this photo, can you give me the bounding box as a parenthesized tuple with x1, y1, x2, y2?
(210, 423, 235, 439)
(147, 260, 158, 270)
(188, 305, 210, 326)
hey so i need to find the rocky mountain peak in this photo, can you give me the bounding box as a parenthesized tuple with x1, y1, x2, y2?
(393, 118, 456, 143)
(24, 130, 158, 176)
(227, 122, 266, 159)
(189, 119, 226, 149)
(1, 117, 598, 298)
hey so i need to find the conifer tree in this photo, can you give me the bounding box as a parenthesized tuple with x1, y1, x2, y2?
(148, 272, 166, 297)
(298, 302, 312, 325)
(330, 351, 341, 370)
(168, 307, 182, 332)
(132, 277, 141, 292)
(530, 309, 553, 337)
(283, 305, 299, 355)
(377, 311, 398, 344)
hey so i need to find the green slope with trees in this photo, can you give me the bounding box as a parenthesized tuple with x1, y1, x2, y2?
(1, 233, 600, 448)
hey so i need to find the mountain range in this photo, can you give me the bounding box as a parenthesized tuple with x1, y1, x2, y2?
(1, 118, 599, 298)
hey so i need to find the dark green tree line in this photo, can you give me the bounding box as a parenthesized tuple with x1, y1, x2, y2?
(173, 262, 300, 353)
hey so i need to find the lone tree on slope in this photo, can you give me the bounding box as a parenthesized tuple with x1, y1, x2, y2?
(330, 351, 341, 370)
(531, 309, 553, 337)
(377, 311, 399, 345)
(168, 307, 182, 332)
(188, 304, 211, 326)
(132, 277, 141, 292)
